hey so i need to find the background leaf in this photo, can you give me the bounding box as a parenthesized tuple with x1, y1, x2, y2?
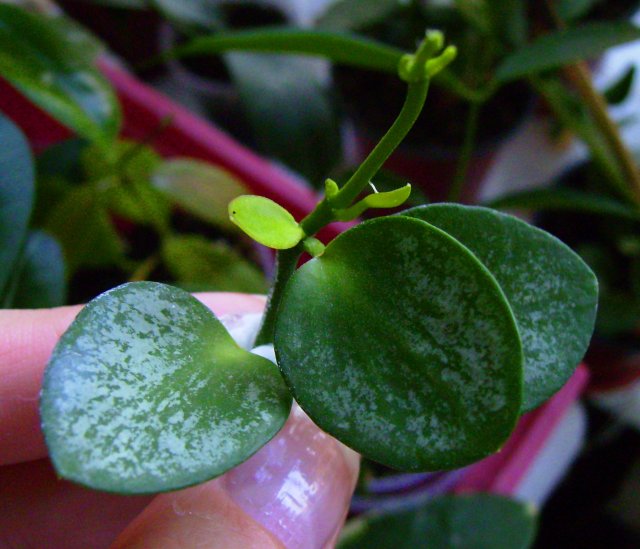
(275, 216, 522, 471)
(0, 4, 121, 143)
(496, 22, 640, 83)
(0, 112, 34, 299)
(405, 204, 598, 411)
(163, 234, 267, 293)
(487, 187, 640, 221)
(6, 231, 66, 309)
(226, 52, 342, 185)
(82, 140, 169, 230)
(41, 282, 291, 494)
(44, 186, 125, 275)
(338, 494, 538, 549)
(152, 158, 247, 230)
(315, 0, 401, 32)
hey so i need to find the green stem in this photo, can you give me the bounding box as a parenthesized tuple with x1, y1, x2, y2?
(325, 81, 430, 212)
(448, 101, 481, 202)
(251, 33, 452, 346)
(253, 244, 303, 347)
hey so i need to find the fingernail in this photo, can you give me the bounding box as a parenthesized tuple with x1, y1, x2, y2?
(222, 405, 359, 549)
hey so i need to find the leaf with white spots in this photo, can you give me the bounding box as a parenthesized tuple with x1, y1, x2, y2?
(274, 217, 523, 471)
(41, 282, 291, 494)
(404, 204, 598, 412)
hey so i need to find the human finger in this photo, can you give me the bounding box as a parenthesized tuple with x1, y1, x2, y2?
(112, 406, 359, 549)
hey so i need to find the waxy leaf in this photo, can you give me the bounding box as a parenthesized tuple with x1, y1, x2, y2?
(338, 494, 537, 549)
(229, 195, 304, 249)
(275, 217, 523, 471)
(0, 113, 34, 298)
(0, 5, 121, 143)
(404, 204, 598, 411)
(41, 282, 291, 493)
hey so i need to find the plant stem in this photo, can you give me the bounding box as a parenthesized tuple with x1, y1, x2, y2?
(448, 101, 481, 202)
(253, 244, 303, 347)
(331, 82, 430, 210)
(563, 62, 640, 204)
(252, 34, 452, 345)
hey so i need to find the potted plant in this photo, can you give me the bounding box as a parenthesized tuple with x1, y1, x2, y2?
(0, 4, 608, 544)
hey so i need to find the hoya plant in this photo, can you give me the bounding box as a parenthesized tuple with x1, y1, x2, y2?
(37, 29, 599, 496)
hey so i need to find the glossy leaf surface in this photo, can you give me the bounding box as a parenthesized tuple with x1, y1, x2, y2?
(162, 234, 267, 293)
(152, 158, 247, 230)
(0, 4, 121, 143)
(275, 217, 522, 471)
(338, 494, 537, 549)
(0, 113, 34, 298)
(9, 231, 66, 309)
(229, 195, 304, 249)
(405, 204, 598, 411)
(41, 282, 291, 493)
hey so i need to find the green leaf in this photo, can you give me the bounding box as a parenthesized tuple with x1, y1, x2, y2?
(604, 65, 636, 105)
(338, 494, 538, 549)
(44, 186, 125, 275)
(152, 158, 247, 230)
(0, 113, 34, 299)
(162, 234, 267, 294)
(315, 0, 402, 31)
(275, 216, 522, 471)
(485, 0, 527, 47)
(150, 0, 224, 33)
(0, 4, 121, 143)
(226, 52, 342, 184)
(496, 22, 640, 83)
(404, 204, 598, 411)
(487, 187, 640, 221)
(82, 141, 169, 230)
(557, 0, 599, 21)
(8, 231, 66, 309)
(229, 195, 304, 250)
(41, 281, 291, 494)
(174, 28, 404, 74)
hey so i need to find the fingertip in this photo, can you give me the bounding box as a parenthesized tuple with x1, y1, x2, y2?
(111, 481, 284, 549)
(194, 293, 266, 317)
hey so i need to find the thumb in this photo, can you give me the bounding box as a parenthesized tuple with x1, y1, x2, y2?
(111, 404, 360, 549)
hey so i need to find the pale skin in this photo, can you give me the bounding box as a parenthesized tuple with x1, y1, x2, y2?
(0, 293, 359, 549)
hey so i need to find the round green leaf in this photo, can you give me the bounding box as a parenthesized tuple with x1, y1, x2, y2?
(152, 158, 247, 230)
(274, 217, 523, 471)
(404, 204, 598, 412)
(41, 282, 291, 494)
(229, 195, 304, 249)
(338, 494, 538, 549)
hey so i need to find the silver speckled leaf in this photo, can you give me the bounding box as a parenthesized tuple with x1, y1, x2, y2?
(41, 282, 291, 494)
